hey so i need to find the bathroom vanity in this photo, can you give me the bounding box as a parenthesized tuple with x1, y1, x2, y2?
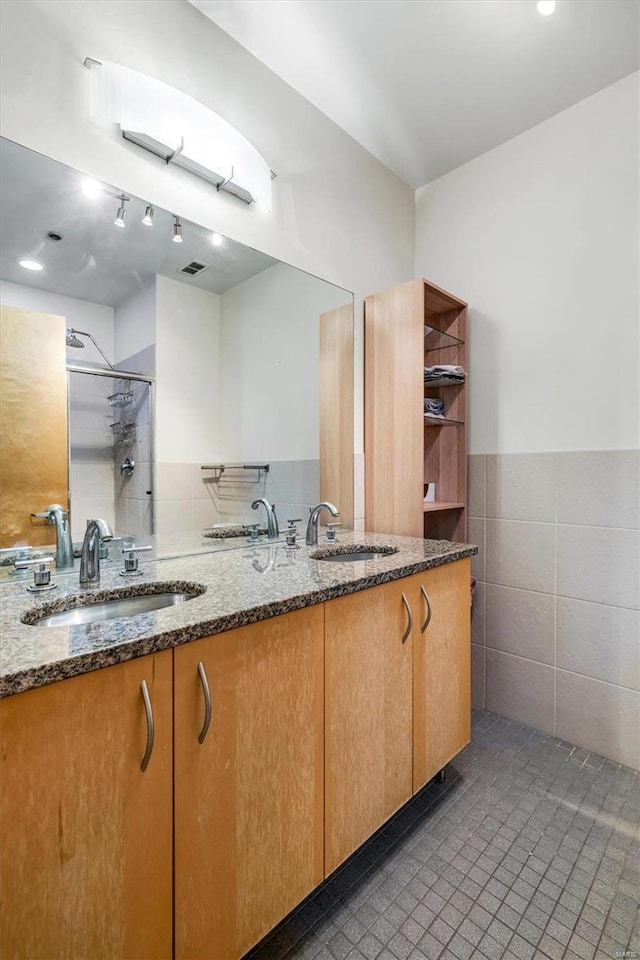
(0, 532, 475, 960)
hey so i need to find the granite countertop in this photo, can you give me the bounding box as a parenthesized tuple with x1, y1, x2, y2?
(0, 531, 477, 698)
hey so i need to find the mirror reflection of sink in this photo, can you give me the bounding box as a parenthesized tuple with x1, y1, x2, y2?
(311, 545, 398, 563)
(203, 526, 267, 540)
(22, 582, 206, 628)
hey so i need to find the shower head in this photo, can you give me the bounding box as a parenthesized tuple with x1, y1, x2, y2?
(66, 329, 85, 349)
(65, 327, 114, 369)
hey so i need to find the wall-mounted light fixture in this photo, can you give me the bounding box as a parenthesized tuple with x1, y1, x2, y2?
(86, 58, 273, 210)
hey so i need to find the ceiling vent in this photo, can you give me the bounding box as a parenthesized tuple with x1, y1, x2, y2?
(179, 260, 209, 277)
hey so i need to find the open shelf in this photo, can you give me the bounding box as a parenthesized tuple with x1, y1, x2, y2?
(424, 414, 464, 427)
(423, 376, 466, 388)
(423, 501, 465, 513)
(424, 325, 464, 352)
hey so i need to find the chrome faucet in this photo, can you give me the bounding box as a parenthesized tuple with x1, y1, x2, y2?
(31, 504, 74, 569)
(251, 498, 279, 539)
(306, 501, 340, 546)
(79, 519, 113, 585)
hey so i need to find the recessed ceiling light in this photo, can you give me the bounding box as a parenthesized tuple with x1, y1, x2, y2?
(173, 215, 183, 243)
(537, 1, 556, 14)
(82, 177, 103, 198)
(211, 232, 224, 247)
(19, 259, 44, 271)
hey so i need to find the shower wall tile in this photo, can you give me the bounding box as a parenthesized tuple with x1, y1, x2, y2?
(556, 671, 640, 770)
(467, 454, 486, 519)
(154, 500, 193, 536)
(70, 497, 116, 540)
(557, 450, 640, 529)
(471, 643, 485, 710)
(485, 649, 555, 736)
(192, 498, 217, 530)
(486, 452, 556, 522)
(485, 519, 555, 594)
(557, 524, 640, 609)
(485, 584, 554, 665)
(155, 463, 193, 502)
(466, 449, 640, 770)
(556, 597, 640, 691)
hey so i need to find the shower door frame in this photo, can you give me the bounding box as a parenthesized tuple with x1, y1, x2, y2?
(66, 363, 156, 536)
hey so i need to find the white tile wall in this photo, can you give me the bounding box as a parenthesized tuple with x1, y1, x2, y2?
(468, 449, 640, 770)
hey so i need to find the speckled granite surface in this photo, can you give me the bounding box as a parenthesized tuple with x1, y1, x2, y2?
(0, 531, 476, 698)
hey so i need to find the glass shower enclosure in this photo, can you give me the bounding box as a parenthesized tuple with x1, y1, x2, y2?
(67, 363, 154, 543)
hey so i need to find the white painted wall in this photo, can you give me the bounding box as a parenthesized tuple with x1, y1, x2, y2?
(415, 73, 640, 455)
(114, 279, 156, 364)
(0, 280, 114, 367)
(155, 275, 220, 463)
(219, 262, 350, 462)
(0, 0, 416, 524)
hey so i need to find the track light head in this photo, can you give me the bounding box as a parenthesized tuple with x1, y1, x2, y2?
(173, 215, 183, 243)
(114, 195, 128, 228)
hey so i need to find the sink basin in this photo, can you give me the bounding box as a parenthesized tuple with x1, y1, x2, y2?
(311, 545, 398, 563)
(23, 582, 206, 627)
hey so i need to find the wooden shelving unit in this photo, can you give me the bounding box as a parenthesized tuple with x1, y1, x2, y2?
(365, 278, 468, 542)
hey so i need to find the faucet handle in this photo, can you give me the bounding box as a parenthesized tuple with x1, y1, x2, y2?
(325, 522, 342, 542)
(243, 523, 261, 543)
(15, 555, 57, 593)
(120, 543, 151, 576)
(285, 519, 302, 548)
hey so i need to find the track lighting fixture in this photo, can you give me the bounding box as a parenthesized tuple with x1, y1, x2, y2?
(142, 205, 154, 226)
(114, 195, 128, 228)
(172, 215, 183, 243)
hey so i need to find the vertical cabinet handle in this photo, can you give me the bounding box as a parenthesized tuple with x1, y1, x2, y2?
(401, 591, 413, 644)
(197, 660, 212, 745)
(420, 584, 433, 634)
(140, 680, 155, 772)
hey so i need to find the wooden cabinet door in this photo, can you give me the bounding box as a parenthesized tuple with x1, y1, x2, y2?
(325, 580, 413, 875)
(412, 558, 471, 792)
(0, 305, 69, 548)
(364, 280, 425, 538)
(0, 652, 173, 960)
(174, 606, 324, 960)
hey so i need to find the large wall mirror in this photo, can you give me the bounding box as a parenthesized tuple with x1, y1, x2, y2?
(0, 137, 354, 565)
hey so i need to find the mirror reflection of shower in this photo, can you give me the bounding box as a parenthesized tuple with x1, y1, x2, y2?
(66, 327, 114, 368)
(67, 364, 153, 542)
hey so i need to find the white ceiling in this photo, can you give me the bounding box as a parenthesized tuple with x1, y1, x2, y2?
(0, 138, 277, 307)
(190, 0, 640, 188)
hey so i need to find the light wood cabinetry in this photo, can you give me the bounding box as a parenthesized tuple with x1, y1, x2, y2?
(320, 303, 354, 529)
(325, 579, 414, 874)
(0, 560, 469, 959)
(0, 651, 173, 960)
(365, 278, 468, 543)
(174, 606, 325, 959)
(410, 559, 472, 791)
(325, 560, 471, 874)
